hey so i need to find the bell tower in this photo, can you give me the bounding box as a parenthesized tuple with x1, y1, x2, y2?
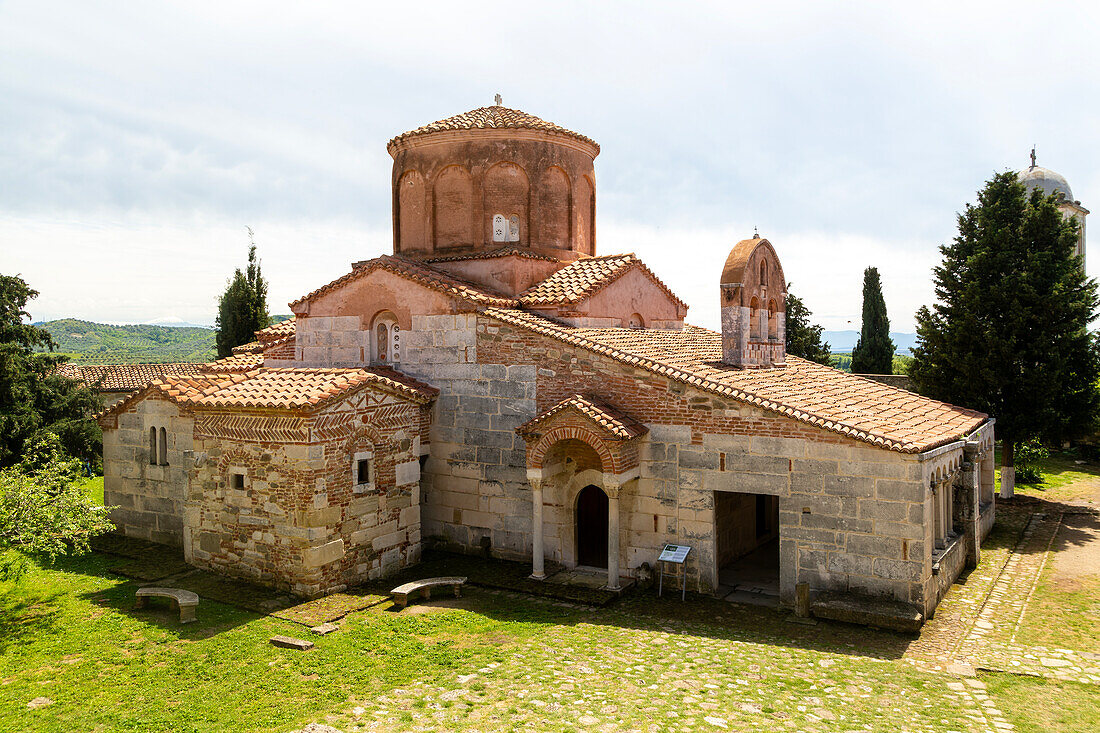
(720, 237, 786, 368)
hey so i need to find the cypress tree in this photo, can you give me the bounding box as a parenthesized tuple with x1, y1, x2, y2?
(909, 171, 1100, 496)
(215, 229, 270, 358)
(785, 286, 832, 366)
(850, 267, 895, 374)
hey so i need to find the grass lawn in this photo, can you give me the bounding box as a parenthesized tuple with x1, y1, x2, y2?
(80, 475, 104, 505)
(984, 672, 1100, 733)
(2, 552, 980, 733)
(995, 448, 1100, 504)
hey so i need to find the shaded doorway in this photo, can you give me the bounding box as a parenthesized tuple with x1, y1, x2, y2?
(576, 484, 609, 568)
(715, 492, 780, 605)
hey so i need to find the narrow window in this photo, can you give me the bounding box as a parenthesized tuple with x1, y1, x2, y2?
(158, 427, 168, 465)
(627, 313, 644, 329)
(749, 297, 761, 339)
(149, 427, 157, 465)
(231, 472, 245, 490)
(356, 458, 371, 486)
(760, 260, 768, 287)
(768, 300, 778, 340)
(376, 322, 390, 362)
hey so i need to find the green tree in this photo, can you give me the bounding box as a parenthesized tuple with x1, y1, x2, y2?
(0, 433, 114, 580)
(784, 286, 832, 365)
(0, 275, 102, 468)
(215, 228, 270, 358)
(909, 171, 1100, 496)
(850, 267, 895, 374)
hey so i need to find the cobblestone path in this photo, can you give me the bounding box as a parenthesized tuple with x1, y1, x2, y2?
(907, 507, 1100, 700)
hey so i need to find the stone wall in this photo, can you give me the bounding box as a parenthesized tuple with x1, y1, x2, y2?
(102, 394, 193, 546)
(475, 313, 948, 608)
(397, 312, 537, 559)
(185, 392, 423, 597)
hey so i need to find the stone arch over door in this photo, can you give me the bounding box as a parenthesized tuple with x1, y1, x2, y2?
(433, 165, 474, 249)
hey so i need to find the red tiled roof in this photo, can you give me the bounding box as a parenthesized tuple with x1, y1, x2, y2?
(99, 367, 437, 422)
(420, 246, 561, 264)
(202, 352, 264, 372)
(388, 105, 598, 153)
(231, 341, 263, 354)
(256, 318, 296, 342)
(290, 255, 516, 310)
(484, 308, 988, 454)
(517, 254, 687, 310)
(58, 362, 206, 392)
(516, 395, 648, 441)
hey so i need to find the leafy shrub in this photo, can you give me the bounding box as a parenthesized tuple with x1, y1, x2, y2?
(1014, 439, 1049, 485)
(0, 434, 114, 580)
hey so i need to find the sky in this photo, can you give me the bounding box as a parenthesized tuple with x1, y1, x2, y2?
(2, 1, 1098, 332)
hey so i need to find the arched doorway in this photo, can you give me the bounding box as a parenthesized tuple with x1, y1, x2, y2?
(576, 484, 609, 568)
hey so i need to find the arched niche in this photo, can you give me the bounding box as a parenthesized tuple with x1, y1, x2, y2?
(483, 161, 529, 246)
(433, 165, 474, 249)
(370, 310, 401, 364)
(575, 175, 595, 255)
(537, 166, 571, 249)
(397, 169, 428, 253)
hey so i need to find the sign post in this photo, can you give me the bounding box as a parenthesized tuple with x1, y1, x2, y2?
(657, 544, 691, 601)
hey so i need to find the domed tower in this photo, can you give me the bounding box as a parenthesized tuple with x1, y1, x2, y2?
(1019, 149, 1088, 265)
(386, 100, 600, 263)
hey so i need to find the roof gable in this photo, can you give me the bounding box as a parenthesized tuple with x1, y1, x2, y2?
(290, 255, 516, 312)
(516, 395, 648, 442)
(517, 254, 687, 311)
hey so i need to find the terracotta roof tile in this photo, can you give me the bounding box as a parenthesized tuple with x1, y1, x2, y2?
(420, 246, 561, 264)
(388, 106, 598, 153)
(290, 255, 516, 310)
(58, 362, 206, 392)
(99, 367, 437, 422)
(517, 254, 687, 310)
(202, 352, 264, 372)
(516, 395, 648, 441)
(485, 309, 988, 454)
(231, 340, 263, 354)
(256, 318, 296, 342)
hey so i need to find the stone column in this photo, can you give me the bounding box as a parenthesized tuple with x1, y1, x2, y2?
(933, 482, 944, 549)
(961, 441, 981, 567)
(605, 479, 622, 591)
(528, 470, 546, 580)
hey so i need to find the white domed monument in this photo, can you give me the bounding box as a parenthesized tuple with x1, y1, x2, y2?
(1019, 147, 1089, 266)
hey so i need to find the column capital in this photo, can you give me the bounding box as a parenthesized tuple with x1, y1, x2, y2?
(527, 467, 545, 492)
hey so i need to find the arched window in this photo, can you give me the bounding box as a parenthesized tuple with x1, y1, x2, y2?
(371, 311, 400, 364)
(149, 427, 157, 465)
(627, 313, 644, 329)
(158, 427, 168, 466)
(749, 297, 761, 339)
(760, 260, 768, 287)
(768, 300, 778, 340)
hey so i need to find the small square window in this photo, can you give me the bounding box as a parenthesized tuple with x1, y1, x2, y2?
(231, 473, 245, 490)
(356, 459, 371, 485)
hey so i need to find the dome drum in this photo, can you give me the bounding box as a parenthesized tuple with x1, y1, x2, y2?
(389, 106, 598, 261)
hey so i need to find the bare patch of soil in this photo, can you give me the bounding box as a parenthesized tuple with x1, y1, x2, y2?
(1050, 514, 1100, 582)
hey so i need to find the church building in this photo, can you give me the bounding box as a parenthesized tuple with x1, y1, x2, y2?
(98, 102, 996, 625)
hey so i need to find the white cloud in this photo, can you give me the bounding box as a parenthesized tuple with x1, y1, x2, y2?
(1, 0, 1098, 330)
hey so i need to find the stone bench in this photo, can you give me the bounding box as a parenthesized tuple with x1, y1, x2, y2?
(390, 577, 467, 609)
(135, 587, 200, 623)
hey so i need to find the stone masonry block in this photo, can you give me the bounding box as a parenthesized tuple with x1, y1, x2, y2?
(823, 475, 876, 498)
(846, 533, 902, 559)
(876, 479, 925, 503)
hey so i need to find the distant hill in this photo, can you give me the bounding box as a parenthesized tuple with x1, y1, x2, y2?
(823, 330, 918, 354)
(35, 319, 218, 363)
(33, 315, 294, 364)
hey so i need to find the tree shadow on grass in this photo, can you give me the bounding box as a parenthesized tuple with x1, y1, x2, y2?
(356, 550, 917, 663)
(0, 582, 65, 653)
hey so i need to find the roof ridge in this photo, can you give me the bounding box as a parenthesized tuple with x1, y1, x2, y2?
(387, 105, 599, 152)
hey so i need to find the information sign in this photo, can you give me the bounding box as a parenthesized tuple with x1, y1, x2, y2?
(658, 544, 691, 563)
(657, 544, 691, 600)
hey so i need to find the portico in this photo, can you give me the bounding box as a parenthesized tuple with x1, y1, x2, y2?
(516, 395, 647, 591)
